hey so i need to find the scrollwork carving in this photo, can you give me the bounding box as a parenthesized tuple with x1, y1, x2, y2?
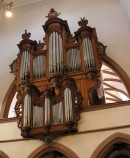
(10, 58, 18, 78)
(97, 41, 107, 60)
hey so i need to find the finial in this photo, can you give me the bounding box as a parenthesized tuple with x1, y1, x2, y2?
(22, 30, 31, 40)
(78, 17, 88, 27)
(46, 8, 61, 19)
(36, 40, 44, 50)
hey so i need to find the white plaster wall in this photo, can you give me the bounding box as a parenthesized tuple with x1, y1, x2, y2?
(0, 0, 130, 112)
(0, 122, 22, 140)
(58, 128, 130, 158)
(0, 140, 43, 158)
(79, 105, 130, 131)
(0, 126, 130, 158)
(120, 0, 130, 33)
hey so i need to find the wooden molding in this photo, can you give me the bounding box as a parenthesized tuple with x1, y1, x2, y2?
(0, 138, 28, 143)
(83, 100, 130, 112)
(0, 117, 18, 124)
(0, 80, 16, 118)
(27, 142, 79, 158)
(1, 124, 130, 143)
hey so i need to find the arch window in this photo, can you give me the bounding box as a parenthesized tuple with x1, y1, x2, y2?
(8, 92, 17, 118)
(101, 62, 130, 103)
(91, 133, 130, 158)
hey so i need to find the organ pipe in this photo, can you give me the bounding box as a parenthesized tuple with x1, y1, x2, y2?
(82, 37, 95, 69)
(20, 51, 30, 80)
(44, 97, 50, 124)
(52, 102, 63, 124)
(67, 48, 81, 72)
(23, 94, 31, 127)
(33, 55, 46, 79)
(49, 31, 63, 74)
(64, 88, 73, 121)
(33, 106, 43, 126)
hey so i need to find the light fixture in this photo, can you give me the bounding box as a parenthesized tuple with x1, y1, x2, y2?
(0, 0, 13, 17)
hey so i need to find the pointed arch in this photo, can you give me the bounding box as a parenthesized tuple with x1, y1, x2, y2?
(0, 79, 16, 118)
(91, 132, 130, 158)
(0, 150, 9, 158)
(27, 142, 79, 158)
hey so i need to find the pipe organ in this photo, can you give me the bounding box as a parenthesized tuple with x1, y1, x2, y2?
(10, 9, 105, 143)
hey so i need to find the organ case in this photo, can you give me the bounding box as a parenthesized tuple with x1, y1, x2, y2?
(10, 9, 105, 143)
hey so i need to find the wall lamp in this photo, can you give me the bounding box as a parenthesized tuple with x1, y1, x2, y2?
(0, 0, 13, 17)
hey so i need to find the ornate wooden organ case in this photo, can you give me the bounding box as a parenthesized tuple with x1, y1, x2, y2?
(10, 9, 105, 143)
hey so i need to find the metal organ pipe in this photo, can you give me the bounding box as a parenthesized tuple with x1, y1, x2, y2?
(59, 33, 63, 73)
(23, 51, 26, 78)
(23, 94, 31, 127)
(20, 51, 24, 80)
(45, 98, 50, 124)
(33, 57, 36, 78)
(67, 48, 81, 72)
(33, 106, 43, 126)
(82, 37, 95, 69)
(49, 33, 52, 73)
(88, 38, 95, 67)
(71, 48, 74, 71)
(52, 102, 63, 124)
(59, 102, 63, 123)
(49, 31, 63, 74)
(52, 31, 56, 72)
(33, 55, 46, 79)
(85, 38, 90, 67)
(56, 32, 59, 72)
(82, 39, 87, 68)
(20, 51, 30, 80)
(64, 88, 73, 121)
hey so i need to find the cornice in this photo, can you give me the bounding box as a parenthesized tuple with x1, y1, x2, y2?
(0, 117, 18, 124)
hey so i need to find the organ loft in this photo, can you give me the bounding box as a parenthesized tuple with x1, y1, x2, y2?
(10, 8, 106, 143)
